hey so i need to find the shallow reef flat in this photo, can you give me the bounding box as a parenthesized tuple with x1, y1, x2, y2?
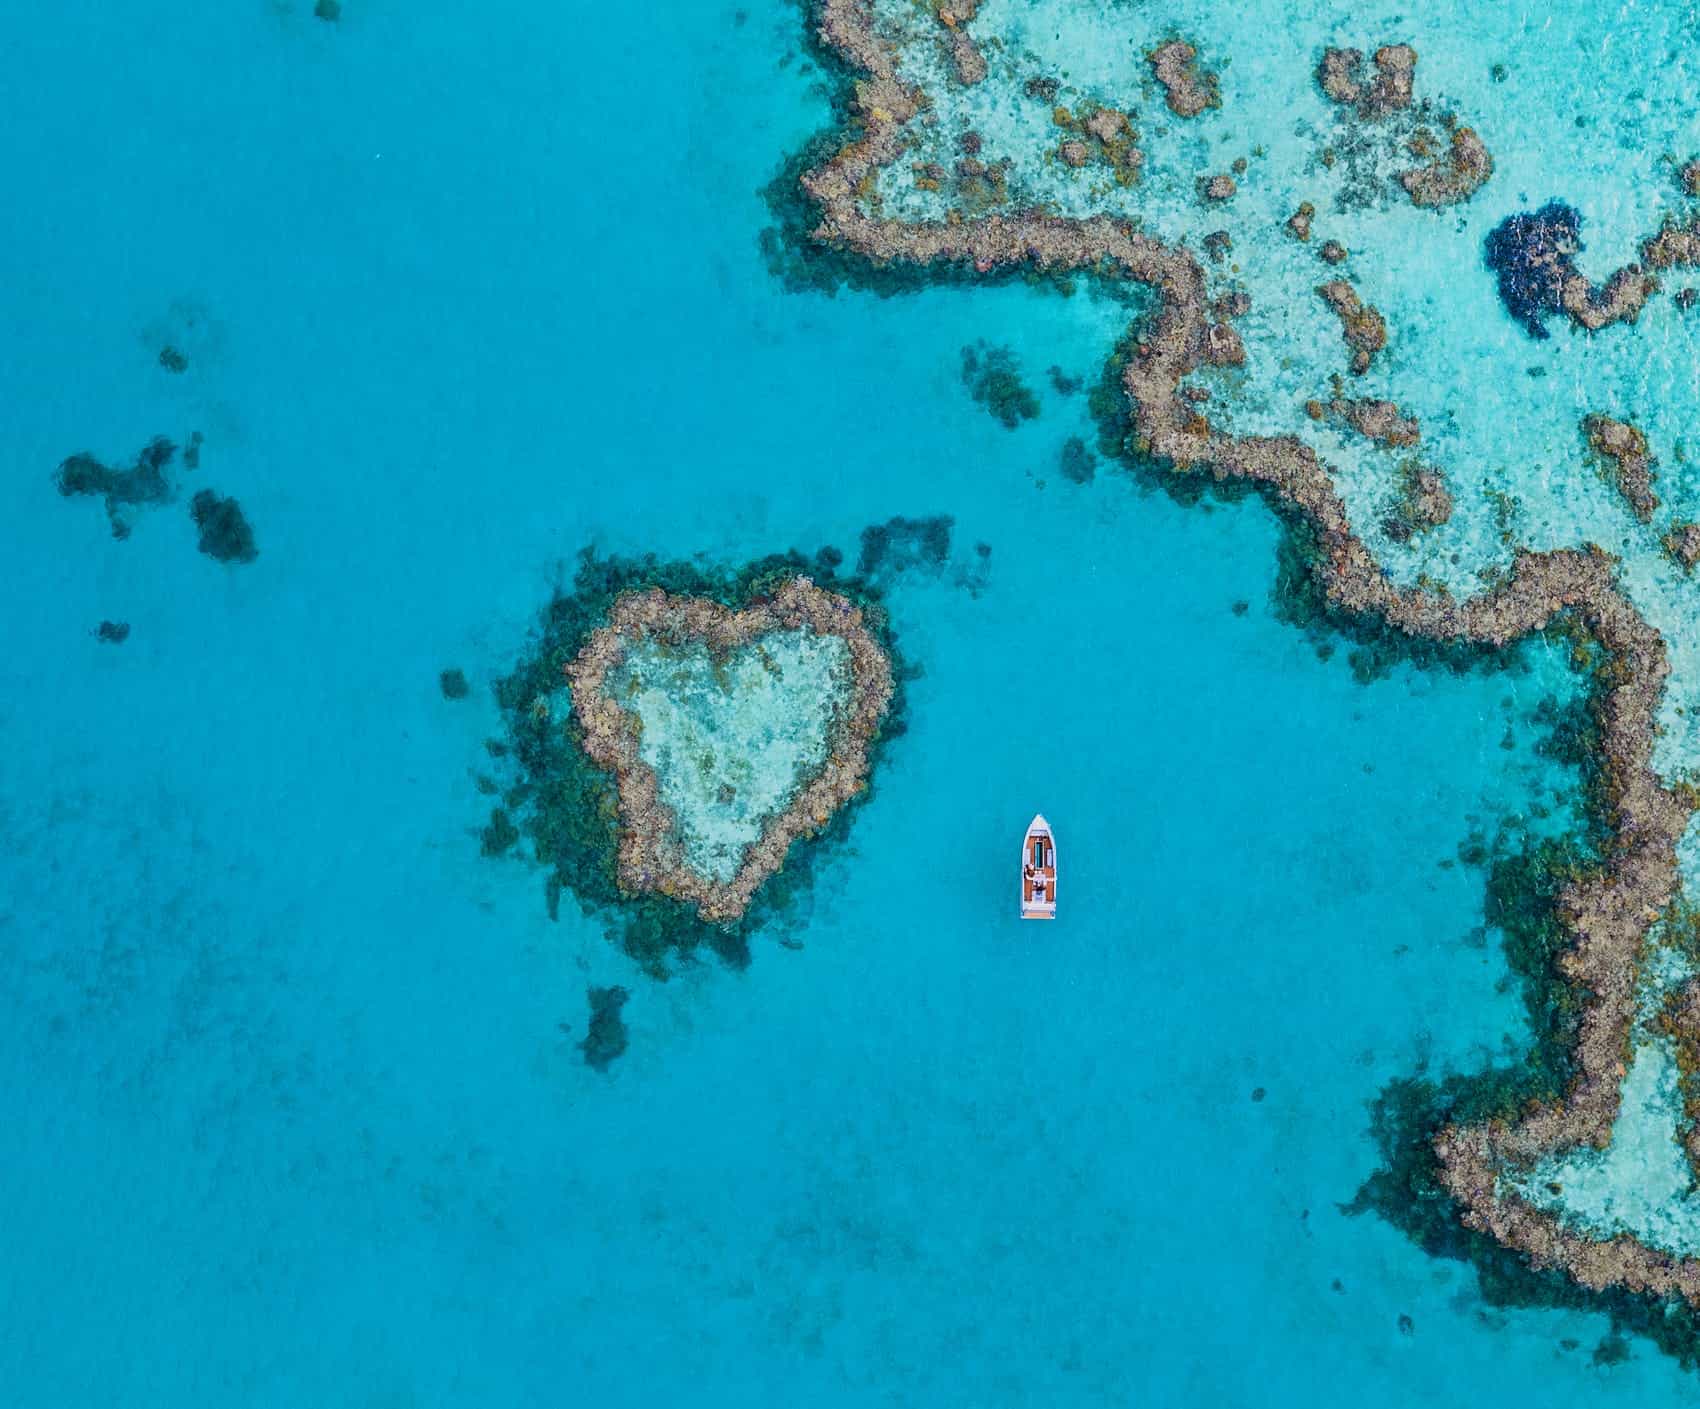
(780, 0, 1700, 1361)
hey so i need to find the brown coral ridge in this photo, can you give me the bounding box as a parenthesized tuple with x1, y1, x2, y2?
(1563, 265, 1658, 332)
(1643, 216, 1700, 271)
(1399, 127, 1493, 209)
(1309, 394, 1420, 447)
(1318, 44, 1416, 118)
(799, 0, 1698, 1305)
(1664, 522, 1700, 572)
(1315, 280, 1387, 374)
(1583, 415, 1659, 524)
(1147, 40, 1219, 117)
(566, 578, 893, 925)
(931, 1, 986, 89)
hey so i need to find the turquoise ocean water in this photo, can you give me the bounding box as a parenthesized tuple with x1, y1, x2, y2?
(4, 0, 1699, 1403)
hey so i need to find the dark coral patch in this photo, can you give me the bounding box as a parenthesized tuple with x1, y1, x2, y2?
(56, 436, 176, 539)
(577, 985, 630, 1072)
(1484, 201, 1582, 340)
(960, 342, 1040, 429)
(190, 489, 258, 564)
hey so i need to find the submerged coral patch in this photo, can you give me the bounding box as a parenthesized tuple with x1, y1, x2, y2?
(56, 436, 177, 539)
(189, 489, 258, 565)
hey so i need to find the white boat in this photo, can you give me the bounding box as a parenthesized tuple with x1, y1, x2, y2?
(1020, 814, 1057, 920)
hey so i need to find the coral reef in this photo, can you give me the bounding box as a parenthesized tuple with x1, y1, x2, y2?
(1317, 45, 1417, 117)
(1664, 523, 1700, 572)
(1382, 464, 1453, 542)
(1398, 127, 1493, 208)
(56, 436, 176, 539)
(1316, 44, 1493, 209)
(189, 489, 258, 564)
(1486, 202, 1655, 339)
(1047, 103, 1143, 185)
(566, 578, 894, 924)
(961, 341, 1040, 428)
(1315, 280, 1387, 374)
(1146, 40, 1219, 117)
(1058, 435, 1096, 485)
(577, 985, 630, 1072)
(96, 621, 130, 644)
(857, 514, 952, 576)
(1286, 202, 1315, 241)
(1582, 415, 1659, 524)
(490, 548, 905, 975)
(793, 0, 1695, 1312)
(440, 668, 471, 700)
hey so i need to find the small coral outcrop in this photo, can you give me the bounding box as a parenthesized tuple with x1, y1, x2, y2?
(1582, 415, 1658, 523)
(1147, 40, 1219, 117)
(1316, 280, 1388, 374)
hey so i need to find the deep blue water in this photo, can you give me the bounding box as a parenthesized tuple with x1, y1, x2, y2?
(1, 2, 1690, 1403)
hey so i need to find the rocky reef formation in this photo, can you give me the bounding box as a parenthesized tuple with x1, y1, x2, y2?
(1644, 216, 1700, 271)
(1309, 393, 1420, 447)
(1315, 280, 1387, 374)
(1664, 523, 1700, 572)
(930, 0, 986, 86)
(1049, 104, 1143, 184)
(491, 548, 904, 974)
(1318, 45, 1416, 117)
(56, 436, 177, 538)
(1399, 127, 1493, 209)
(795, 0, 1696, 1316)
(190, 489, 258, 564)
(1486, 202, 1656, 339)
(577, 985, 630, 1072)
(566, 577, 893, 925)
(1147, 40, 1219, 117)
(1582, 415, 1659, 524)
(1316, 43, 1493, 210)
(1382, 464, 1452, 541)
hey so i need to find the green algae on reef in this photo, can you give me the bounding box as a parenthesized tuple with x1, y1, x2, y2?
(488, 548, 905, 976)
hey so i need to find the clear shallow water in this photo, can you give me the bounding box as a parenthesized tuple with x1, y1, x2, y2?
(1, 0, 1697, 1403)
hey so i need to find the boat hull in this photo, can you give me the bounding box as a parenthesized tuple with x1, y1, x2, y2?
(1020, 814, 1057, 920)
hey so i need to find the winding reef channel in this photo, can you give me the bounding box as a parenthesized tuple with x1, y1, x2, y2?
(789, 0, 1700, 1319)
